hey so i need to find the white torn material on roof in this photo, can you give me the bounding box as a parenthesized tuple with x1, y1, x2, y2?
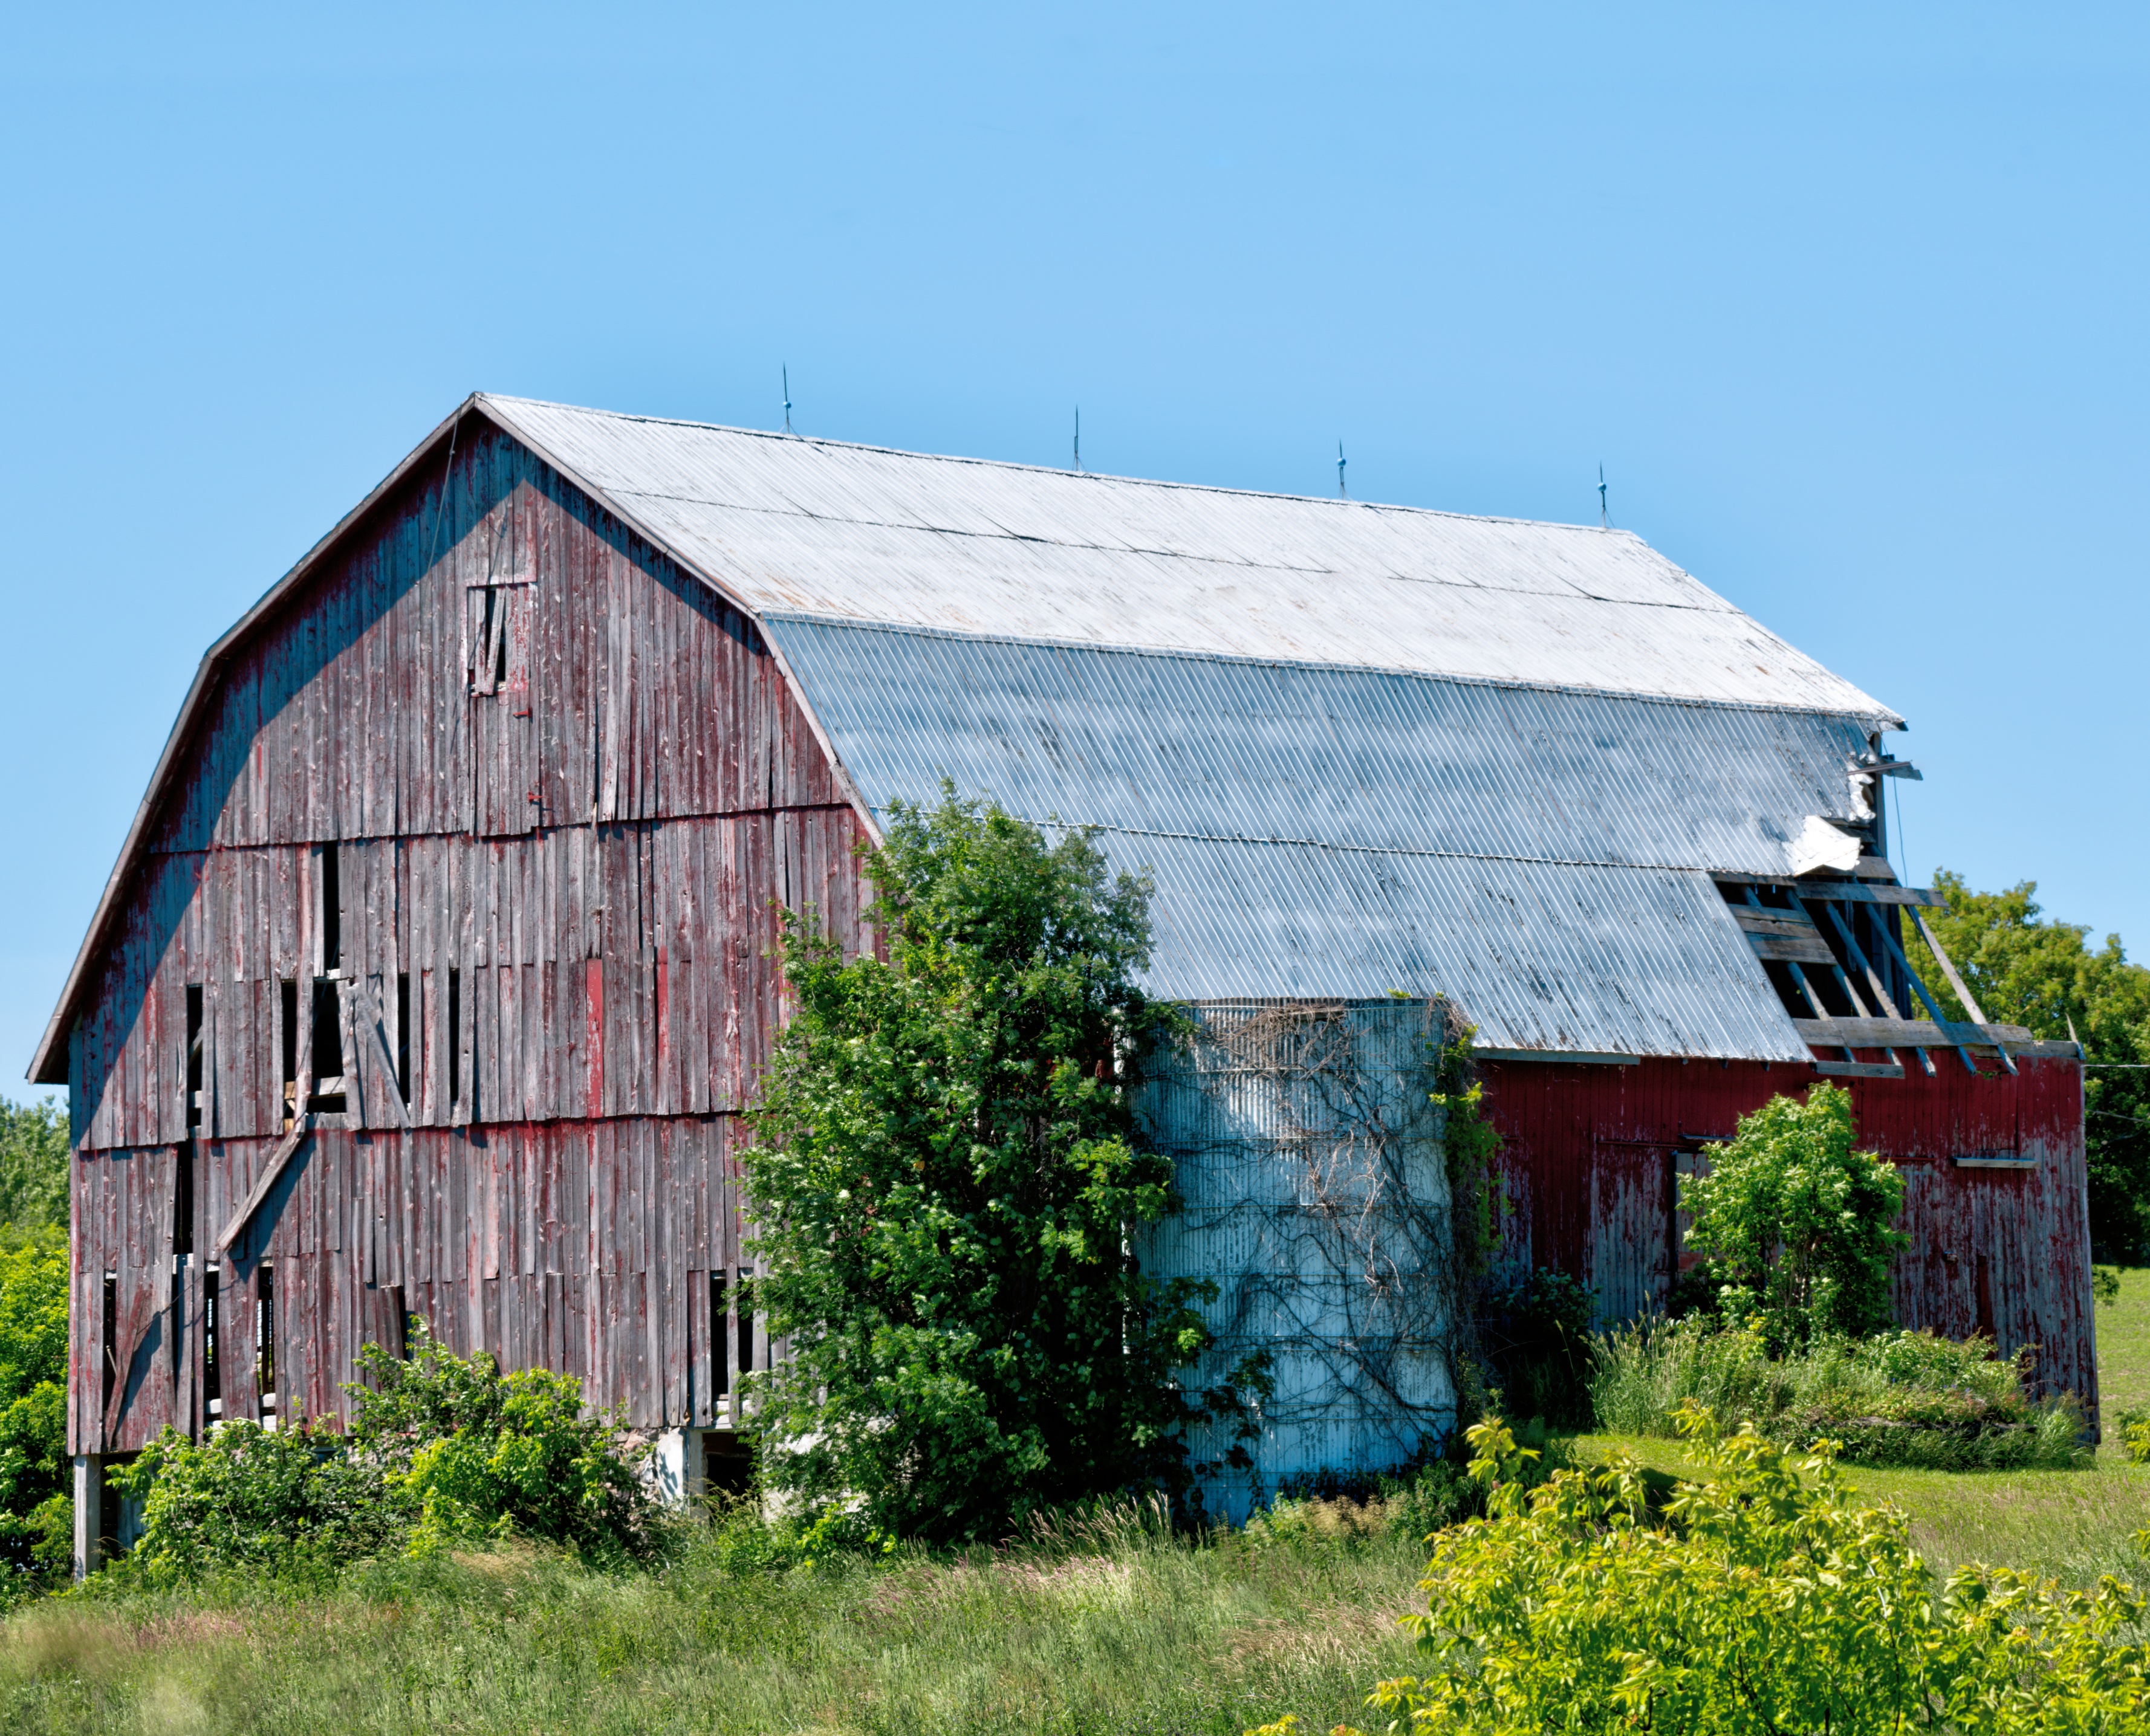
(1793, 815, 1865, 877)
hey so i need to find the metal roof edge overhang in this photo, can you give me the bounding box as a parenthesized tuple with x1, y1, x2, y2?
(757, 610, 1903, 732)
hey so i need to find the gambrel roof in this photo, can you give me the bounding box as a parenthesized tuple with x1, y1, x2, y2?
(34, 394, 1904, 1080)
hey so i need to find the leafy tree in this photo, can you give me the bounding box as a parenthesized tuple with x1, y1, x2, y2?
(0, 1097, 68, 1230)
(1903, 870, 2150, 1261)
(0, 1227, 69, 1580)
(739, 792, 1244, 1542)
(1680, 1085, 1906, 1350)
(1252, 1408, 2150, 1736)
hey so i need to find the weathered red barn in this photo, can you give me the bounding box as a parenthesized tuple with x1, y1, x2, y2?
(37, 394, 2092, 1558)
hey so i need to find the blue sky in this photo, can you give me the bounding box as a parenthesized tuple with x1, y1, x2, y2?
(2, 3, 2145, 1087)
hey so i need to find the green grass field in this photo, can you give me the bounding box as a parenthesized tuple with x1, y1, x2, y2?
(5, 1277, 2146, 1735)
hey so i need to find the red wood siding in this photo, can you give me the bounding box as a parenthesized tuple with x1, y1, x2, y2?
(1479, 1056, 2097, 1410)
(71, 811, 867, 1150)
(67, 425, 868, 1454)
(72, 1118, 762, 1449)
(153, 429, 837, 852)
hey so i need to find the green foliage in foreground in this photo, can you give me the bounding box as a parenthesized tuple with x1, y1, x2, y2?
(0, 1229, 68, 1587)
(1591, 1315, 2089, 1471)
(1680, 1084, 1907, 1350)
(0, 1101, 67, 1234)
(118, 1325, 661, 1584)
(741, 791, 1253, 1543)
(1904, 870, 2150, 1262)
(1251, 1408, 2150, 1736)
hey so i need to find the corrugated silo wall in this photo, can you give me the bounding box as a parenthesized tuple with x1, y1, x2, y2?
(1133, 1000, 1458, 1523)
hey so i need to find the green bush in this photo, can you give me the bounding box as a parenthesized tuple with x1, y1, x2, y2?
(118, 1323, 662, 1584)
(1591, 1317, 2089, 1470)
(1681, 1084, 1907, 1349)
(0, 1228, 68, 1586)
(2118, 1407, 2150, 1466)
(1252, 1408, 2150, 1736)
(347, 1325, 661, 1563)
(740, 791, 1254, 1544)
(120, 1417, 402, 1585)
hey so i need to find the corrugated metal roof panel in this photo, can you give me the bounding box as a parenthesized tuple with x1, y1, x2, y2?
(767, 620, 1876, 875)
(767, 621, 1823, 1059)
(1120, 835, 1804, 1060)
(483, 395, 1899, 724)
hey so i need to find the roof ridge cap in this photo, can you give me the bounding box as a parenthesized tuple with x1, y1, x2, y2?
(476, 392, 1631, 536)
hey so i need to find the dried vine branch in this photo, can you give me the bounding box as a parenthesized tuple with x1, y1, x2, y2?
(1138, 997, 1484, 1504)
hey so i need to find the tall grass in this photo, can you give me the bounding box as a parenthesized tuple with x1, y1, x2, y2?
(0, 1501, 1431, 1736)
(1590, 1317, 2088, 1470)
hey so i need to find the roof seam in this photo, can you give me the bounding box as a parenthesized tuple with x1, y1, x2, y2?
(606, 484, 1736, 609)
(890, 813, 1858, 878)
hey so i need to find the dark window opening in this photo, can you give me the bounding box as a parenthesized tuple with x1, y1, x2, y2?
(173, 1141, 194, 1260)
(279, 980, 299, 1129)
(388, 1284, 411, 1359)
(710, 1272, 729, 1398)
(184, 985, 204, 1129)
(470, 584, 515, 695)
(395, 973, 411, 1103)
(204, 1264, 222, 1419)
(307, 979, 346, 1114)
(169, 1160, 187, 1404)
(100, 1272, 118, 1422)
(447, 970, 462, 1107)
(320, 844, 340, 973)
(256, 1266, 277, 1418)
(736, 1266, 755, 1378)
(703, 1431, 753, 1498)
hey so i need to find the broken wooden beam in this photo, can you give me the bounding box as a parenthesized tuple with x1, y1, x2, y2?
(1718, 875, 1946, 908)
(213, 1115, 313, 1257)
(1793, 1016, 2076, 1058)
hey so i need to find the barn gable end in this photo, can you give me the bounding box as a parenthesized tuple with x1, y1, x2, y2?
(59, 412, 872, 1461)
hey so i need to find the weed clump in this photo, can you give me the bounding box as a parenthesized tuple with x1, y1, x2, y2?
(1591, 1316, 2088, 1470)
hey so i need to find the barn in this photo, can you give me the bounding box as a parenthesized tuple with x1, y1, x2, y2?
(36, 395, 2094, 1556)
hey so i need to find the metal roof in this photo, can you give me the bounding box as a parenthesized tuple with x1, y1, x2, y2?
(766, 620, 1833, 1058)
(31, 394, 1900, 1079)
(481, 396, 1900, 726)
